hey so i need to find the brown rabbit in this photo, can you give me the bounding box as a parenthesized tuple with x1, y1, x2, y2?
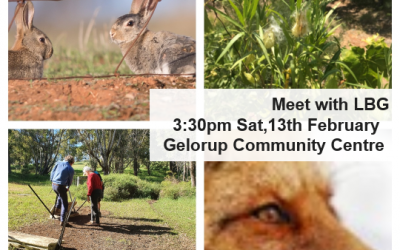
(110, 0, 196, 75)
(8, 1, 53, 79)
(205, 162, 373, 250)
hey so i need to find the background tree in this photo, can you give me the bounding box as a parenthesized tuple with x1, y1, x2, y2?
(190, 161, 196, 187)
(77, 129, 122, 175)
(20, 129, 69, 175)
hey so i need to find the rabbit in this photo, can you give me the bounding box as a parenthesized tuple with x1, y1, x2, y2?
(110, 0, 196, 75)
(8, 1, 53, 80)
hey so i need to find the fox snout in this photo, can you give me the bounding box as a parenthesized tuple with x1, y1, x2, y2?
(205, 162, 374, 250)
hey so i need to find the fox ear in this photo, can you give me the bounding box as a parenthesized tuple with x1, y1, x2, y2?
(23, 1, 35, 31)
(130, 0, 160, 19)
(11, 2, 25, 50)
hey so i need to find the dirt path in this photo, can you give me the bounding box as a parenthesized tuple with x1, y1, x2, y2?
(17, 206, 195, 250)
(8, 76, 196, 121)
(328, 0, 392, 48)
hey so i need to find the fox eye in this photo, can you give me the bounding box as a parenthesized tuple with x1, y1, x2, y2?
(251, 204, 291, 224)
(127, 21, 134, 26)
(39, 37, 45, 43)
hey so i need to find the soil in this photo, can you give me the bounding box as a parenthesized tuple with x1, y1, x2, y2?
(17, 206, 195, 250)
(328, 0, 392, 48)
(8, 76, 196, 121)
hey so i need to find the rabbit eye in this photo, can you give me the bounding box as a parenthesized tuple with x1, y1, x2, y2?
(39, 38, 45, 43)
(127, 21, 134, 27)
(251, 203, 291, 224)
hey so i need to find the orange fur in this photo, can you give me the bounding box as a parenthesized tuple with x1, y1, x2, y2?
(205, 162, 372, 250)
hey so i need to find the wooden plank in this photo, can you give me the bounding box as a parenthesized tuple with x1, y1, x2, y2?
(9, 242, 47, 250)
(8, 231, 60, 250)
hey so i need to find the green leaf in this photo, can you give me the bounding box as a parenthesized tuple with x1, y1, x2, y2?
(322, 68, 340, 81)
(254, 34, 272, 68)
(204, 9, 213, 34)
(278, 0, 291, 10)
(206, 4, 246, 32)
(327, 24, 341, 38)
(345, 82, 374, 89)
(228, 0, 245, 26)
(249, 0, 259, 20)
(216, 32, 245, 63)
(297, 0, 302, 11)
(336, 61, 359, 83)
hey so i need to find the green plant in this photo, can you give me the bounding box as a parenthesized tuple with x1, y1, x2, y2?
(341, 34, 391, 89)
(205, 0, 393, 89)
(20, 164, 31, 175)
(205, 0, 345, 88)
(160, 180, 196, 199)
(137, 180, 161, 200)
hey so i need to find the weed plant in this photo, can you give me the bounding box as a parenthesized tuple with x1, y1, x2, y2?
(205, 0, 391, 89)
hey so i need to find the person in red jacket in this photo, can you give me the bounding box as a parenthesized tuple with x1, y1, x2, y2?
(83, 166, 103, 225)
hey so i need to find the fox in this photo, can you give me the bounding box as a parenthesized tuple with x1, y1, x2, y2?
(205, 162, 373, 250)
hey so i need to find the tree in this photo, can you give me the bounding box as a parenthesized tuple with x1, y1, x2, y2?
(19, 129, 68, 175)
(77, 129, 122, 175)
(127, 130, 149, 176)
(190, 161, 196, 187)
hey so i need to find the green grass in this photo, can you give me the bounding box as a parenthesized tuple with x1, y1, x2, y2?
(8, 183, 86, 230)
(43, 46, 133, 78)
(152, 197, 196, 239)
(102, 199, 161, 222)
(8, 169, 196, 240)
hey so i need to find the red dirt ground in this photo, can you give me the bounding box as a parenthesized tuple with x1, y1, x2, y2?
(8, 76, 196, 121)
(16, 206, 194, 250)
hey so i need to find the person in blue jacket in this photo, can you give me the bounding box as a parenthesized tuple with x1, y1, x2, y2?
(50, 155, 75, 226)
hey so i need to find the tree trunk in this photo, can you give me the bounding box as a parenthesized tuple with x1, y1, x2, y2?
(169, 161, 173, 171)
(103, 155, 109, 175)
(183, 162, 186, 181)
(134, 159, 139, 176)
(8, 151, 11, 174)
(147, 163, 151, 175)
(190, 162, 196, 187)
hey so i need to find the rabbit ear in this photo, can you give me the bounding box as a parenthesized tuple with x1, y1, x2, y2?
(130, 0, 143, 14)
(11, 2, 25, 50)
(23, 1, 35, 31)
(130, 0, 159, 19)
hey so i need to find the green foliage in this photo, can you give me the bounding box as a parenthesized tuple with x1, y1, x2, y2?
(75, 184, 88, 200)
(20, 164, 31, 175)
(77, 174, 192, 201)
(102, 174, 140, 201)
(205, 0, 344, 88)
(341, 35, 391, 88)
(137, 181, 161, 200)
(92, 174, 161, 201)
(205, 0, 390, 89)
(8, 171, 51, 185)
(160, 180, 196, 200)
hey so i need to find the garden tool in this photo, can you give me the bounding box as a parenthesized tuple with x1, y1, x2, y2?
(56, 197, 76, 250)
(76, 200, 87, 213)
(28, 184, 55, 219)
(68, 189, 76, 212)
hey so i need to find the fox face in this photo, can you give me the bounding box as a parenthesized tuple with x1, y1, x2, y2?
(205, 162, 372, 250)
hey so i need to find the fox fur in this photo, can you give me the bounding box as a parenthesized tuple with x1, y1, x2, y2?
(205, 162, 372, 250)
